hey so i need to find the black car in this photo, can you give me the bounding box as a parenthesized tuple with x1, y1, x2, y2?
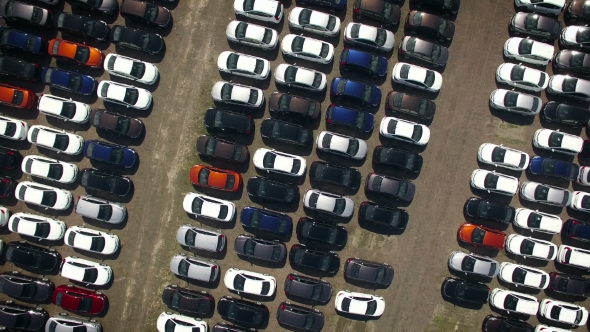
(234, 234, 287, 263)
(482, 314, 533, 332)
(373, 146, 423, 174)
(564, 219, 590, 242)
(0, 175, 14, 198)
(344, 258, 394, 287)
(247, 177, 299, 204)
(358, 201, 409, 230)
(554, 50, 590, 76)
(352, 0, 401, 27)
(464, 197, 515, 224)
(55, 13, 110, 41)
(276, 302, 324, 332)
(0, 147, 18, 170)
(0, 301, 48, 331)
(284, 273, 332, 304)
(112, 25, 164, 55)
(162, 284, 214, 315)
(309, 162, 361, 190)
(80, 168, 132, 196)
(0, 271, 54, 302)
(204, 108, 254, 134)
(5, 241, 60, 272)
(411, 0, 460, 16)
(297, 0, 347, 10)
(542, 101, 590, 127)
(217, 296, 269, 329)
(0, 56, 39, 81)
(260, 118, 312, 146)
(510, 12, 562, 41)
(550, 272, 590, 297)
(441, 277, 490, 304)
(296, 218, 348, 250)
(69, 0, 118, 15)
(212, 322, 256, 332)
(405, 11, 455, 42)
(289, 244, 340, 275)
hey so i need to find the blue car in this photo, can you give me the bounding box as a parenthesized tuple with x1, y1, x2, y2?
(0, 28, 44, 55)
(41, 67, 97, 95)
(240, 206, 293, 236)
(330, 77, 381, 107)
(528, 156, 579, 181)
(325, 104, 374, 133)
(339, 49, 388, 77)
(298, 0, 347, 10)
(83, 140, 137, 168)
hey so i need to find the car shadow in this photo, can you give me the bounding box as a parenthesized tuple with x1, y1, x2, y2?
(456, 240, 500, 258)
(248, 196, 300, 213)
(185, 212, 237, 231)
(343, 275, 390, 291)
(334, 309, 382, 322)
(185, 244, 227, 261)
(497, 278, 542, 295)
(175, 273, 221, 290)
(275, 84, 327, 104)
(228, 289, 276, 303)
(282, 56, 335, 76)
(324, 122, 373, 141)
(0, 104, 40, 120)
(357, 215, 406, 236)
(302, 207, 353, 224)
(505, 252, 550, 268)
(102, 99, 154, 119)
(377, 135, 427, 154)
(73, 245, 121, 262)
(488, 305, 531, 322)
(440, 283, 486, 310)
(371, 162, 420, 181)
(82, 214, 128, 231)
(543, 287, 586, 303)
(69, 271, 114, 291)
(25, 203, 74, 218)
(338, 67, 387, 87)
(512, 226, 555, 242)
(517, 196, 564, 215)
(228, 41, 281, 62)
(236, 252, 287, 269)
(113, 43, 166, 64)
(489, 106, 536, 126)
(210, 129, 255, 147)
(309, 179, 360, 196)
(261, 137, 314, 157)
(220, 72, 271, 92)
(315, 149, 366, 168)
(198, 155, 251, 174)
(364, 190, 411, 208)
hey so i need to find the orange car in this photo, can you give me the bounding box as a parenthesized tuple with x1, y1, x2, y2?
(457, 222, 506, 250)
(0, 83, 35, 109)
(47, 39, 103, 68)
(189, 165, 241, 192)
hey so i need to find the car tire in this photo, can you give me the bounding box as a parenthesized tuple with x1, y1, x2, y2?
(100, 263, 107, 266)
(171, 284, 178, 288)
(71, 255, 78, 258)
(42, 278, 48, 281)
(11, 271, 18, 274)
(256, 301, 262, 305)
(5, 300, 12, 304)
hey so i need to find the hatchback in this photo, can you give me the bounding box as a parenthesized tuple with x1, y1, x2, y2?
(284, 273, 332, 304)
(15, 181, 72, 210)
(90, 109, 144, 138)
(0, 83, 34, 109)
(55, 12, 109, 41)
(234, 234, 287, 262)
(554, 49, 590, 76)
(496, 63, 549, 92)
(170, 254, 219, 283)
(52, 284, 107, 315)
(97, 80, 152, 110)
(405, 10, 455, 42)
(488, 288, 539, 315)
(539, 298, 588, 326)
(176, 225, 226, 252)
(120, 0, 171, 28)
(510, 12, 562, 40)
(564, 219, 590, 242)
(533, 128, 583, 155)
(528, 156, 579, 181)
(344, 257, 394, 287)
(69, 0, 117, 14)
(41, 67, 96, 95)
(5, 240, 60, 271)
(0, 301, 47, 331)
(457, 223, 506, 250)
(520, 181, 572, 206)
(399, 36, 449, 67)
(386, 91, 436, 119)
(48, 39, 103, 68)
(162, 285, 214, 315)
(217, 51, 270, 80)
(298, 0, 347, 10)
(60, 256, 112, 286)
(513, 208, 562, 234)
(309, 161, 362, 190)
(316, 130, 368, 159)
(234, 0, 283, 24)
(64, 225, 120, 255)
(334, 291, 385, 317)
(353, 0, 400, 26)
(448, 251, 499, 277)
(289, 244, 340, 275)
(38, 94, 91, 124)
(442, 277, 490, 304)
(268, 92, 320, 120)
(28, 125, 84, 154)
(542, 101, 590, 126)
(0, 56, 40, 81)
(515, 0, 565, 15)
(261, 118, 312, 146)
(0, 27, 44, 54)
(567, 0, 590, 22)
(189, 165, 242, 192)
(247, 176, 299, 204)
(359, 201, 409, 230)
(296, 217, 347, 249)
(330, 77, 381, 107)
(83, 140, 138, 168)
(156, 312, 207, 332)
(470, 169, 519, 196)
(217, 296, 269, 328)
(288, 7, 340, 37)
(240, 206, 293, 235)
(339, 48, 388, 77)
(103, 53, 159, 85)
(75, 195, 127, 224)
(325, 104, 374, 133)
(281, 34, 334, 65)
(8, 212, 66, 241)
(112, 25, 164, 55)
(557, 245, 590, 270)
(550, 272, 590, 297)
(498, 262, 550, 289)
(253, 148, 306, 177)
(196, 135, 249, 163)
(505, 234, 558, 260)
(482, 315, 533, 332)
(182, 193, 236, 222)
(211, 81, 264, 108)
(205, 108, 253, 135)
(303, 189, 354, 218)
(276, 302, 324, 332)
(392, 62, 443, 92)
(365, 173, 415, 202)
(45, 315, 102, 332)
(80, 168, 132, 196)
(274, 63, 327, 91)
(379, 116, 430, 145)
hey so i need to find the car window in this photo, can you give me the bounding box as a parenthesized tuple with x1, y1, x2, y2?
(518, 39, 533, 55)
(31, 7, 43, 24)
(74, 46, 90, 63)
(525, 14, 539, 30)
(97, 204, 113, 221)
(312, 73, 323, 88)
(236, 22, 248, 39)
(510, 66, 525, 81)
(262, 29, 273, 44)
(548, 132, 564, 148)
(400, 64, 410, 78)
(350, 24, 360, 38)
(67, 73, 82, 92)
(82, 268, 98, 283)
(437, 17, 447, 34)
(375, 29, 386, 46)
(563, 77, 578, 93)
(40, 191, 57, 207)
(299, 8, 312, 25)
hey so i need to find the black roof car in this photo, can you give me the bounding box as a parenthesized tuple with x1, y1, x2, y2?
(309, 162, 362, 191)
(55, 13, 110, 41)
(358, 201, 409, 230)
(464, 197, 515, 224)
(399, 37, 449, 67)
(0, 175, 13, 198)
(204, 108, 253, 134)
(566, 0, 590, 23)
(0, 146, 18, 170)
(276, 302, 324, 332)
(234, 234, 287, 263)
(344, 258, 394, 287)
(69, 0, 118, 15)
(217, 296, 269, 328)
(80, 168, 132, 196)
(442, 277, 490, 304)
(510, 12, 562, 41)
(411, 0, 460, 16)
(162, 284, 214, 315)
(405, 10, 455, 42)
(550, 272, 590, 297)
(554, 50, 590, 76)
(542, 101, 590, 127)
(365, 173, 416, 202)
(5, 241, 60, 272)
(289, 244, 340, 275)
(0, 300, 48, 331)
(352, 0, 401, 26)
(90, 109, 144, 139)
(564, 219, 590, 242)
(260, 118, 312, 146)
(0, 271, 54, 302)
(0, 56, 39, 81)
(111, 25, 164, 55)
(284, 273, 332, 304)
(196, 135, 249, 164)
(373, 146, 423, 174)
(212, 322, 257, 332)
(482, 314, 533, 332)
(247, 177, 299, 204)
(296, 218, 348, 250)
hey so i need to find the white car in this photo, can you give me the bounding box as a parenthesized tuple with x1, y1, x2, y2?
(343, 22, 394, 52)
(75, 195, 127, 224)
(489, 89, 542, 115)
(64, 226, 120, 255)
(539, 299, 588, 327)
(8, 213, 66, 241)
(274, 63, 327, 92)
(577, 166, 590, 186)
(233, 0, 283, 24)
(570, 190, 590, 212)
(211, 81, 264, 108)
(498, 262, 550, 289)
(21, 155, 78, 184)
(253, 148, 306, 176)
(281, 34, 334, 64)
(448, 251, 499, 278)
(496, 63, 549, 92)
(560, 25, 590, 49)
(0, 115, 28, 140)
(15, 181, 72, 210)
(97, 80, 152, 110)
(176, 225, 226, 253)
(515, 0, 565, 15)
(513, 208, 562, 234)
(392, 62, 443, 92)
(534, 325, 574, 332)
(533, 129, 583, 155)
(60, 256, 112, 286)
(503, 37, 554, 66)
(505, 234, 558, 261)
(547, 75, 590, 101)
(37, 94, 90, 123)
(27, 125, 84, 155)
(520, 181, 572, 207)
(470, 169, 519, 196)
(489, 288, 539, 315)
(0, 206, 9, 227)
(225, 20, 278, 50)
(334, 290, 385, 317)
(379, 117, 430, 145)
(557, 245, 590, 270)
(103, 53, 159, 85)
(288, 7, 340, 37)
(477, 143, 530, 171)
(303, 189, 354, 218)
(182, 193, 235, 222)
(315, 131, 368, 160)
(224, 268, 276, 297)
(156, 312, 207, 332)
(217, 51, 270, 80)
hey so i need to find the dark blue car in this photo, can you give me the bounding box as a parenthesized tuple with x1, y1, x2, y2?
(528, 156, 579, 181)
(564, 219, 590, 243)
(330, 77, 381, 107)
(0, 27, 44, 54)
(298, 0, 347, 10)
(240, 206, 293, 236)
(83, 140, 137, 168)
(41, 67, 96, 95)
(339, 49, 388, 77)
(325, 104, 374, 133)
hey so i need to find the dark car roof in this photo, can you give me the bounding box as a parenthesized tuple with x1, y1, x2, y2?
(297, 218, 347, 247)
(0, 301, 47, 330)
(234, 234, 285, 261)
(218, 297, 268, 327)
(360, 201, 408, 228)
(0, 28, 43, 54)
(56, 13, 109, 39)
(309, 161, 361, 188)
(261, 118, 310, 143)
(374, 146, 422, 171)
(0, 56, 36, 78)
(268, 92, 320, 118)
(162, 286, 211, 314)
(285, 273, 332, 303)
(278, 303, 324, 331)
(346, 258, 393, 285)
(567, 219, 590, 239)
(205, 108, 253, 132)
(443, 278, 489, 302)
(543, 101, 590, 125)
(112, 25, 163, 51)
(6, 241, 59, 271)
(465, 197, 514, 222)
(80, 168, 130, 195)
(90, 109, 143, 138)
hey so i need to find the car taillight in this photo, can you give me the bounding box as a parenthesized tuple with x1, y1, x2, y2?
(248, 115, 252, 119)
(212, 265, 217, 271)
(280, 304, 286, 310)
(347, 259, 353, 263)
(326, 118, 332, 123)
(361, 202, 367, 206)
(340, 61, 346, 65)
(2, 179, 9, 183)
(288, 275, 293, 280)
(353, 8, 360, 13)
(7, 151, 13, 155)
(245, 130, 250, 134)
(20, 122, 25, 126)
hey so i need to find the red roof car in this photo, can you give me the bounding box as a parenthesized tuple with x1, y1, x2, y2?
(457, 222, 506, 250)
(52, 284, 107, 315)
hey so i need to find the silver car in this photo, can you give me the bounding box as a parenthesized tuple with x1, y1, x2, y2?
(520, 181, 572, 207)
(75, 195, 126, 224)
(448, 251, 499, 278)
(45, 314, 102, 332)
(169, 254, 219, 283)
(489, 89, 542, 115)
(176, 225, 226, 253)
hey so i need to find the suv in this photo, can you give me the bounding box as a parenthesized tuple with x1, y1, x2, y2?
(75, 195, 127, 224)
(80, 168, 132, 196)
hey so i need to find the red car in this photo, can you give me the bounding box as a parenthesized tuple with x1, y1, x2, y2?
(52, 285, 107, 315)
(457, 223, 506, 250)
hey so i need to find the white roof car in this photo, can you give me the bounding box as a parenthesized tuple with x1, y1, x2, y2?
(182, 192, 235, 222)
(211, 81, 264, 108)
(169, 254, 219, 283)
(225, 20, 278, 50)
(288, 7, 341, 37)
(343, 22, 395, 52)
(103, 53, 159, 85)
(379, 117, 430, 145)
(489, 288, 539, 315)
(0, 115, 28, 140)
(176, 225, 226, 253)
(60, 256, 112, 286)
(533, 128, 583, 155)
(477, 143, 530, 171)
(570, 190, 590, 212)
(37, 94, 90, 123)
(233, 0, 283, 24)
(64, 225, 120, 255)
(224, 268, 276, 297)
(470, 169, 519, 196)
(513, 208, 562, 234)
(75, 195, 127, 224)
(505, 234, 558, 260)
(503, 37, 555, 65)
(520, 181, 572, 207)
(448, 251, 499, 277)
(253, 148, 306, 176)
(560, 25, 590, 49)
(281, 34, 334, 64)
(8, 213, 66, 241)
(547, 75, 590, 101)
(97, 80, 152, 110)
(15, 181, 72, 210)
(217, 51, 270, 80)
(577, 166, 590, 186)
(534, 325, 574, 332)
(496, 63, 549, 92)
(156, 312, 207, 332)
(0, 206, 8, 227)
(21, 155, 78, 184)
(274, 63, 327, 92)
(27, 125, 84, 155)
(498, 262, 550, 289)
(515, 0, 566, 15)
(334, 290, 385, 317)
(315, 131, 368, 160)
(489, 89, 542, 115)
(539, 299, 589, 326)
(392, 62, 443, 92)
(303, 189, 354, 218)
(557, 245, 590, 270)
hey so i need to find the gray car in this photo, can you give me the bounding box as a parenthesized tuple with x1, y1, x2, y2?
(45, 314, 102, 332)
(365, 173, 415, 202)
(0, 0, 51, 26)
(398, 36, 449, 67)
(343, 258, 394, 287)
(75, 195, 127, 224)
(0, 271, 54, 302)
(0, 300, 47, 331)
(448, 251, 499, 278)
(510, 12, 562, 40)
(69, 0, 118, 15)
(520, 181, 572, 207)
(176, 225, 226, 253)
(234, 234, 287, 263)
(169, 254, 219, 283)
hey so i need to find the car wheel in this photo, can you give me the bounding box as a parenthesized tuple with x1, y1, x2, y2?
(256, 301, 262, 305)
(5, 300, 12, 304)
(100, 263, 107, 266)
(71, 255, 78, 258)
(42, 278, 48, 281)
(285, 301, 291, 304)
(11, 271, 18, 274)
(171, 284, 178, 288)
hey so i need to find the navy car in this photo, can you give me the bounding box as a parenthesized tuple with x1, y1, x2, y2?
(542, 101, 590, 127)
(0, 56, 40, 81)
(373, 145, 423, 174)
(41, 67, 96, 95)
(325, 104, 374, 133)
(83, 140, 138, 168)
(0, 27, 44, 54)
(358, 201, 409, 230)
(564, 219, 590, 243)
(330, 77, 381, 107)
(241, 206, 293, 236)
(297, 0, 347, 11)
(55, 13, 110, 41)
(528, 156, 580, 181)
(339, 49, 388, 77)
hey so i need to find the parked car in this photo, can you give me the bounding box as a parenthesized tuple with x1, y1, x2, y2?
(289, 244, 340, 274)
(297, 0, 347, 10)
(470, 169, 519, 196)
(567, 0, 590, 22)
(211, 81, 264, 108)
(560, 25, 590, 51)
(528, 156, 579, 181)
(21, 155, 78, 183)
(496, 63, 549, 92)
(89, 109, 144, 139)
(303, 189, 354, 218)
(156, 312, 207, 332)
(539, 299, 588, 326)
(276, 302, 324, 332)
(503, 37, 554, 66)
(365, 173, 415, 202)
(0, 301, 47, 331)
(571, 191, 590, 213)
(217, 51, 270, 80)
(103, 53, 159, 85)
(45, 315, 102, 332)
(520, 181, 572, 207)
(205, 108, 253, 134)
(547, 74, 590, 101)
(281, 34, 334, 64)
(0, 83, 34, 109)
(498, 262, 550, 289)
(247, 177, 299, 204)
(260, 118, 312, 146)
(0, 175, 13, 198)
(196, 135, 249, 163)
(69, 0, 118, 14)
(457, 223, 506, 250)
(510, 12, 562, 40)
(505, 234, 558, 260)
(405, 10, 455, 42)
(162, 284, 214, 315)
(533, 128, 583, 155)
(0, 271, 54, 302)
(399, 36, 449, 67)
(392, 62, 443, 92)
(0, 146, 18, 171)
(225, 20, 278, 49)
(379, 117, 430, 145)
(80, 168, 131, 196)
(296, 218, 347, 249)
(386, 91, 436, 120)
(240, 206, 293, 236)
(325, 105, 374, 133)
(52, 284, 107, 315)
(544, 102, 590, 129)
(253, 148, 306, 177)
(120, 0, 171, 28)
(330, 77, 381, 108)
(224, 268, 276, 297)
(448, 251, 499, 277)
(5, 240, 60, 271)
(0, 27, 44, 54)
(344, 257, 393, 287)
(353, 0, 400, 26)
(334, 291, 385, 317)
(343, 22, 395, 52)
(441, 277, 490, 304)
(97, 80, 152, 110)
(60, 256, 112, 286)
(411, 0, 460, 15)
(556, 245, 590, 270)
(550, 272, 590, 297)
(83, 140, 138, 168)
(564, 218, 590, 242)
(234, 234, 287, 262)
(513, 208, 562, 234)
(28, 125, 84, 154)
(176, 225, 225, 253)
(234, 0, 283, 24)
(0, 0, 51, 26)
(38, 94, 90, 123)
(15, 181, 72, 210)
(64, 225, 120, 255)
(189, 165, 242, 192)
(284, 273, 332, 304)
(489, 89, 542, 115)
(217, 296, 269, 328)
(112, 25, 164, 55)
(268, 92, 320, 120)
(309, 161, 361, 190)
(488, 288, 539, 315)
(48, 39, 103, 68)
(0, 56, 40, 81)
(515, 0, 565, 15)
(315, 131, 368, 160)
(55, 12, 109, 41)
(75, 195, 127, 224)
(359, 201, 409, 230)
(553, 49, 590, 76)
(8, 212, 66, 241)
(482, 315, 534, 332)
(288, 7, 340, 37)
(274, 63, 327, 91)
(170, 254, 219, 283)
(339, 48, 388, 77)
(182, 193, 236, 222)
(41, 67, 96, 95)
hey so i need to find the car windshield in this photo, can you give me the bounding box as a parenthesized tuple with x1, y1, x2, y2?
(141, 33, 151, 49)
(248, 90, 259, 104)
(74, 46, 90, 63)
(52, 134, 70, 151)
(3, 122, 16, 137)
(271, 246, 281, 260)
(398, 182, 408, 197)
(438, 18, 448, 34)
(34, 222, 50, 238)
(244, 239, 256, 256)
(83, 268, 98, 283)
(346, 139, 359, 156)
(284, 66, 298, 83)
(542, 159, 556, 175)
(59, 102, 77, 119)
(341, 297, 351, 311)
(510, 66, 525, 81)
(527, 212, 542, 228)
(333, 198, 346, 214)
(375, 268, 385, 283)
(563, 77, 578, 93)
(299, 8, 312, 24)
(90, 237, 105, 252)
(548, 132, 564, 148)
(307, 101, 317, 115)
(144, 4, 158, 21)
(503, 91, 519, 108)
(471, 228, 485, 244)
(525, 14, 539, 30)
(257, 180, 268, 197)
(185, 229, 197, 246)
(41, 191, 57, 207)
(67, 74, 82, 91)
(375, 29, 386, 46)
(130, 61, 145, 78)
(108, 148, 123, 164)
(312, 73, 323, 88)
(83, 18, 95, 35)
(12, 90, 23, 105)
(484, 173, 499, 189)
(362, 85, 373, 102)
(170, 292, 180, 308)
(123, 88, 139, 105)
(399, 64, 410, 78)
(412, 125, 423, 141)
(20, 283, 36, 298)
(198, 168, 209, 185)
(366, 300, 377, 315)
(518, 39, 533, 55)
(250, 210, 262, 228)
(431, 44, 441, 60)
(406, 154, 415, 169)
(14, 314, 30, 329)
(47, 164, 63, 180)
(512, 267, 527, 284)
(31, 7, 43, 24)
(97, 205, 112, 221)
(520, 239, 536, 255)
(178, 260, 189, 276)
(78, 298, 93, 312)
(461, 255, 475, 272)
(504, 294, 519, 311)
(355, 112, 365, 129)
(115, 117, 130, 134)
(369, 55, 380, 72)
(350, 24, 360, 38)
(26, 35, 38, 52)
(233, 274, 246, 291)
(571, 53, 586, 67)
(534, 185, 550, 201)
(262, 29, 273, 44)
(292, 36, 305, 52)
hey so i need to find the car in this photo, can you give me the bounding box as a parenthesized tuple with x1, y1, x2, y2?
(513, 208, 562, 234)
(15, 181, 72, 210)
(359, 201, 409, 230)
(176, 225, 226, 253)
(405, 10, 455, 42)
(261, 118, 312, 146)
(217, 51, 270, 80)
(411, 0, 460, 15)
(528, 156, 579, 181)
(97, 80, 152, 110)
(498, 262, 550, 289)
(547, 74, 590, 101)
(334, 291, 385, 317)
(343, 22, 395, 52)
(385, 92, 435, 120)
(277, 302, 324, 332)
(0, 83, 34, 109)
(28, 125, 84, 155)
(162, 284, 214, 315)
(567, 0, 590, 22)
(104, 53, 159, 85)
(45, 315, 102, 332)
(309, 161, 361, 190)
(470, 169, 519, 196)
(539, 299, 588, 326)
(515, 0, 565, 15)
(182, 193, 236, 222)
(281, 34, 334, 65)
(489, 89, 542, 115)
(0, 27, 44, 54)
(365, 173, 416, 202)
(392, 62, 443, 92)
(505, 234, 558, 260)
(339, 48, 388, 77)
(550, 272, 590, 297)
(120, 0, 171, 28)
(38, 94, 91, 124)
(399, 36, 449, 67)
(344, 257, 393, 287)
(0, 0, 51, 26)
(205, 108, 253, 134)
(315, 130, 368, 160)
(495, 63, 549, 92)
(253, 148, 306, 177)
(296, 218, 347, 249)
(289, 244, 340, 274)
(247, 177, 299, 204)
(21, 155, 78, 184)
(489, 288, 539, 315)
(379, 116, 430, 145)
(533, 128, 583, 155)
(447, 251, 500, 277)
(268, 92, 320, 120)
(240, 207, 293, 236)
(560, 25, 590, 51)
(47, 39, 103, 68)
(83, 140, 138, 168)
(52, 285, 107, 315)
(284, 273, 332, 304)
(224, 268, 277, 297)
(5, 240, 60, 271)
(75, 195, 127, 224)
(482, 315, 534, 332)
(89, 109, 144, 139)
(303, 189, 354, 218)
(196, 135, 249, 164)
(234, 0, 283, 24)
(80, 168, 132, 196)
(330, 77, 382, 108)
(41, 67, 96, 95)
(8, 212, 66, 241)
(457, 223, 506, 250)
(274, 63, 327, 92)
(503, 37, 555, 66)
(553, 49, 590, 76)
(0, 209, 10, 226)
(0, 271, 54, 302)
(189, 165, 241, 192)
(0, 147, 18, 171)
(556, 245, 590, 270)
(234, 234, 287, 263)
(0, 56, 40, 81)
(520, 181, 572, 207)
(0, 175, 14, 198)
(542, 101, 590, 127)
(60, 256, 112, 286)
(0, 301, 47, 331)
(288, 7, 340, 37)
(55, 12, 109, 41)
(510, 12, 563, 40)
(69, 0, 117, 15)
(325, 105, 374, 133)
(441, 277, 490, 304)
(571, 191, 590, 213)
(112, 25, 164, 55)
(298, 0, 347, 10)
(156, 312, 208, 332)
(211, 81, 264, 108)
(170, 254, 219, 283)
(64, 225, 120, 255)
(353, 0, 401, 26)
(225, 20, 278, 49)
(217, 296, 269, 328)
(564, 218, 590, 242)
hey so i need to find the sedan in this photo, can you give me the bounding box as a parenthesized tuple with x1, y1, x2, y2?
(489, 89, 542, 115)
(325, 105, 375, 133)
(38, 94, 90, 123)
(303, 189, 354, 218)
(48, 39, 103, 68)
(528, 156, 579, 181)
(567, 0, 590, 22)
(5, 241, 60, 271)
(156, 312, 207, 332)
(498, 262, 550, 289)
(268, 92, 320, 120)
(120, 0, 171, 28)
(234, 234, 286, 263)
(553, 49, 590, 76)
(15, 181, 72, 210)
(281, 34, 334, 64)
(470, 169, 519, 196)
(45, 316, 102, 332)
(315, 131, 368, 160)
(69, 0, 117, 14)
(112, 25, 164, 55)
(398, 36, 449, 67)
(539, 299, 588, 326)
(513, 208, 562, 234)
(284, 273, 332, 304)
(75, 195, 127, 225)
(60, 256, 112, 286)
(550, 272, 590, 298)
(0, 271, 54, 302)
(234, 0, 283, 24)
(55, 13, 109, 41)
(21, 155, 78, 183)
(0, 56, 40, 81)
(247, 177, 299, 204)
(296, 218, 347, 249)
(379, 117, 430, 145)
(441, 277, 490, 304)
(289, 244, 340, 275)
(505, 234, 558, 260)
(309, 161, 362, 190)
(0, 27, 44, 55)
(80, 168, 131, 196)
(510, 12, 562, 40)
(405, 10, 455, 42)
(0, 301, 47, 332)
(97, 80, 152, 110)
(392, 62, 443, 92)
(277, 302, 324, 332)
(503, 37, 554, 66)
(570, 190, 590, 212)
(561, 25, 590, 50)
(217, 51, 270, 80)
(104, 53, 159, 85)
(488, 288, 539, 315)
(515, 0, 565, 15)
(344, 258, 393, 287)
(64, 225, 120, 255)
(496, 63, 549, 92)
(217, 296, 269, 328)
(225, 20, 278, 49)
(224, 268, 276, 297)
(196, 135, 249, 164)
(8, 213, 66, 241)
(28, 125, 84, 155)
(205, 108, 253, 134)
(83, 140, 137, 168)
(288, 7, 340, 37)
(0, 83, 34, 109)
(359, 201, 409, 230)
(520, 181, 572, 207)
(0, 0, 51, 26)
(52, 284, 106, 315)
(343, 22, 395, 52)
(533, 128, 583, 155)
(240, 206, 293, 236)
(253, 148, 306, 177)
(0, 115, 27, 141)
(547, 74, 590, 100)
(189, 165, 241, 192)
(260, 118, 312, 146)
(183, 193, 235, 222)
(90, 109, 143, 139)
(274, 63, 327, 92)
(457, 223, 506, 250)
(162, 285, 214, 315)
(41, 67, 96, 95)
(170, 254, 219, 283)
(542, 102, 590, 127)
(385, 91, 436, 120)
(330, 77, 382, 107)
(448, 251, 499, 278)
(339, 48, 388, 77)
(211, 81, 263, 108)
(334, 291, 385, 317)
(353, 0, 401, 26)
(365, 173, 416, 202)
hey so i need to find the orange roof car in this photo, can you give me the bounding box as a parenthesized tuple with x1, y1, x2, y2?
(48, 39, 103, 68)
(0, 83, 34, 109)
(189, 165, 241, 192)
(457, 222, 506, 250)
